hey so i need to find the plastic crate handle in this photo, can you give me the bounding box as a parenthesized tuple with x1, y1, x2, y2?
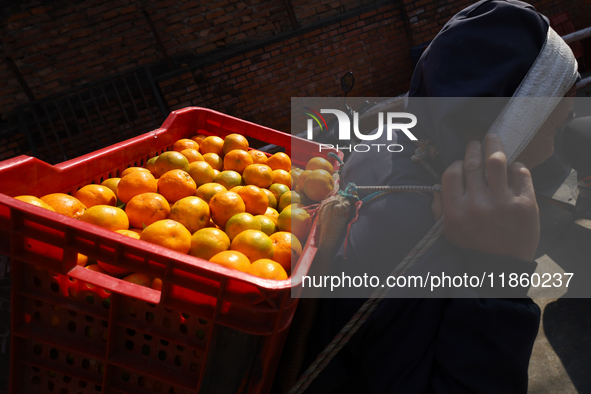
(67, 265, 161, 304)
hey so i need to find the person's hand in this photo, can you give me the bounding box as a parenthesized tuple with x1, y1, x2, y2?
(431, 134, 540, 261)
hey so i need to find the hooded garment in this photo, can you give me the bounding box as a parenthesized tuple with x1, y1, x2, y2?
(406, 0, 577, 171)
(301, 1, 577, 393)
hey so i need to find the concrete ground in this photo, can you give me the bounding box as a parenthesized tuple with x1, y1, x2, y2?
(528, 196, 591, 393)
(527, 80, 591, 394)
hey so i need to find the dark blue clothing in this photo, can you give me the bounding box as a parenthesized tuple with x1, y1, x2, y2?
(303, 133, 540, 393)
(301, 1, 552, 392)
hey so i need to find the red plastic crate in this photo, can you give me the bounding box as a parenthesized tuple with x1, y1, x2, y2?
(0, 107, 342, 394)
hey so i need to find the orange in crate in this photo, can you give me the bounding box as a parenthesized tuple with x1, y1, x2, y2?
(266, 152, 291, 171)
(199, 136, 224, 156)
(264, 207, 279, 225)
(140, 219, 192, 254)
(202, 152, 223, 171)
(172, 138, 200, 152)
(263, 188, 277, 209)
(117, 170, 158, 204)
(188, 161, 215, 187)
(249, 149, 268, 164)
(188, 227, 231, 261)
(169, 196, 210, 234)
(125, 192, 171, 229)
(249, 259, 288, 280)
(243, 164, 273, 189)
(101, 177, 121, 199)
(195, 182, 227, 204)
(209, 191, 245, 228)
(237, 185, 268, 216)
(231, 229, 274, 262)
(225, 212, 262, 241)
(256, 214, 277, 236)
(213, 170, 242, 190)
(79, 205, 129, 232)
(270, 231, 303, 272)
(157, 169, 197, 204)
(191, 134, 207, 145)
(222, 133, 249, 155)
(180, 148, 204, 163)
(120, 166, 151, 178)
(223, 149, 253, 174)
(73, 184, 117, 208)
(116, 229, 141, 239)
(209, 250, 251, 272)
(40, 193, 86, 219)
(14, 195, 55, 212)
(305, 156, 335, 174)
(154, 151, 190, 178)
(272, 169, 292, 189)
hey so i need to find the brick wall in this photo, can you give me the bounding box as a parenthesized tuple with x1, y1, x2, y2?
(403, 0, 472, 46)
(1, 0, 292, 113)
(291, 0, 376, 24)
(159, 4, 412, 134)
(403, 0, 591, 50)
(2, 0, 591, 161)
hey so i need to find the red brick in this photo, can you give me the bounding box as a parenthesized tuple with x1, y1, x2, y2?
(198, 43, 216, 53)
(166, 13, 185, 24)
(108, 48, 130, 60)
(31, 5, 53, 15)
(210, 0, 230, 9)
(72, 28, 95, 38)
(259, 24, 275, 32)
(121, 5, 138, 15)
(214, 13, 234, 25)
(7, 11, 31, 23)
(87, 3, 112, 17)
(103, 9, 119, 19)
(241, 21, 259, 30)
(207, 9, 225, 19)
(156, 0, 178, 9)
(112, 22, 133, 34)
(164, 23, 184, 34)
(150, 11, 168, 21)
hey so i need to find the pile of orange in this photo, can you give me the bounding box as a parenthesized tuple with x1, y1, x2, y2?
(14, 131, 336, 286)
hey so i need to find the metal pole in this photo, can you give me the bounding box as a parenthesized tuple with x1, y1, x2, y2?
(132, 69, 157, 125)
(576, 76, 591, 90)
(89, 88, 114, 145)
(281, 0, 299, 29)
(17, 111, 39, 159)
(142, 10, 174, 70)
(562, 26, 591, 44)
(5, 57, 36, 102)
(145, 66, 169, 119)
